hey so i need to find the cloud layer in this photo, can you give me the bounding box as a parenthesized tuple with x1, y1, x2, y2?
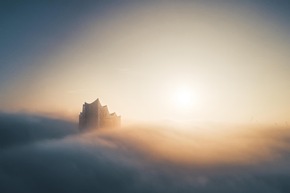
(1, 113, 290, 193)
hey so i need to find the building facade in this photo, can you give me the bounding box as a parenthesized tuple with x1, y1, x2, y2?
(79, 99, 121, 131)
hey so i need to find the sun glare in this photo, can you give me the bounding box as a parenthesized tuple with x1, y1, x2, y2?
(173, 87, 196, 109)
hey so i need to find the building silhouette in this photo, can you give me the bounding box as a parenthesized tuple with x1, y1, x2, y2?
(79, 99, 121, 131)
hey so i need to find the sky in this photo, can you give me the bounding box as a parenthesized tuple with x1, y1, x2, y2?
(1, 0, 290, 125)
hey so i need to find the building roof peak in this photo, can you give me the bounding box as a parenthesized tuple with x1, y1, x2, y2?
(91, 98, 101, 106)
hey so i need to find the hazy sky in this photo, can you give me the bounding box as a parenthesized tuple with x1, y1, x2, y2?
(1, 1, 290, 125)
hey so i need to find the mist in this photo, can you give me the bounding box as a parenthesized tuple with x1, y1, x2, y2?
(1, 113, 290, 193)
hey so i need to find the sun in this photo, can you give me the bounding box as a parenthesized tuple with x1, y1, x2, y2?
(173, 87, 196, 109)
